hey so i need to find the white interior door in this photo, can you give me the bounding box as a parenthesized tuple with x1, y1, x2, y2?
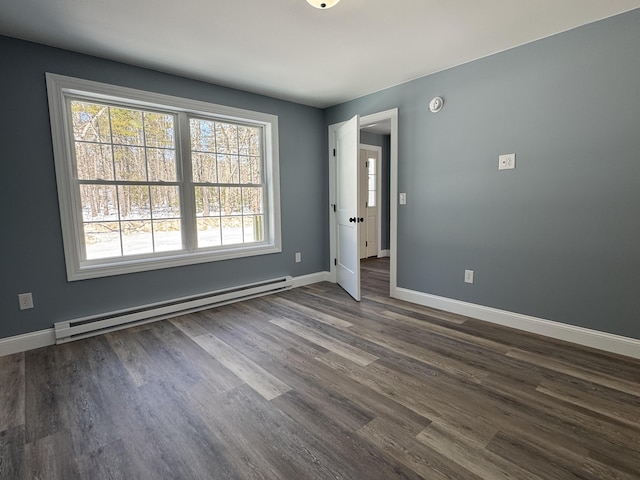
(359, 147, 379, 258)
(336, 115, 361, 300)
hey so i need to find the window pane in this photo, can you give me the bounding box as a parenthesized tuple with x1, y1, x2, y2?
(194, 187, 220, 217)
(217, 155, 240, 184)
(80, 184, 118, 222)
(368, 157, 376, 175)
(368, 191, 376, 207)
(121, 221, 153, 255)
(243, 215, 264, 243)
(153, 219, 182, 252)
(75, 143, 114, 181)
(242, 187, 263, 214)
(192, 152, 217, 183)
(239, 156, 261, 184)
(197, 217, 221, 248)
(238, 125, 260, 155)
(368, 175, 376, 191)
(110, 107, 144, 146)
(190, 118, 216, 152)
(221, 216, 243, 245)
(71, 101, 111, 143)
(216, 123, 238, 154)
(220, 187, 242, 215)
(151, 186, 181, 219)
(118, 185, 151, 220)
(144, 112, 175, 148)
(114, 146, 147, 181)
(147, 148, 176, 182)
(84, 222, 121, 259)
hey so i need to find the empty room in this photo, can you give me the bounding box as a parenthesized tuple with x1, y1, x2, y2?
(1, 1, 639, 479)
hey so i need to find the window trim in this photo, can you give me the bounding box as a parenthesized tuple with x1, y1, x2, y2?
(46, 73, 281, 281)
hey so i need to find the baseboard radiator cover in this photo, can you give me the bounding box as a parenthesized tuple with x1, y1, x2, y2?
(54, 276, 293, 344)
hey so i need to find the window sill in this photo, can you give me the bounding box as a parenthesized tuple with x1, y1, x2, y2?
(68, 243, 282, 281)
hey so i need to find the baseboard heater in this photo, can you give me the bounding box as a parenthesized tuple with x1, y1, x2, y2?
(54, 276, 293, 344)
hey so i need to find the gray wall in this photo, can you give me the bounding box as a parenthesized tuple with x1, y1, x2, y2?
(360, 131, 391, 250)
(326, 10, 640, 340)
(0, 36, 327, 339)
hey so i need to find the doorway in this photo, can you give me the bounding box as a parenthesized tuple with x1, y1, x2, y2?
(328, 108, 398, 299)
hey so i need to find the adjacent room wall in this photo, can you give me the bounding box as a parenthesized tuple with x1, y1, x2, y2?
(325, 9, 640, 340)
(0, 36, 327, 340)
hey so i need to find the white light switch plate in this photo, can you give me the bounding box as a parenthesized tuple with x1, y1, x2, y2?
(399, 193, 407, 205)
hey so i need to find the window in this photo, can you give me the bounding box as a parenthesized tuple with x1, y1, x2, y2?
(367, 156, 376, 207)
(47, 74, 281, 280)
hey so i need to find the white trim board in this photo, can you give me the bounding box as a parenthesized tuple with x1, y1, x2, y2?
(0, 270, 331, 357)
(0, 328, 56, 357)
(291, 271, 331, 288)
(395, 287, 640, 360)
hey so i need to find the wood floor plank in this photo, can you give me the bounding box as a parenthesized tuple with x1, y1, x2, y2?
(416, 421, 542, 480)
(273, 390, 425, 480)
(380, 310, 512, 354)
(507, 348, 640, 396)
(24, 431, 81, 480)
(191, 332, 291, 400)
(535, 379, 640, 427)
(24, 346, 67, 443)
(270, 316, 379, 366)
(345, 321, 490, 381)
(0, 426, 24, 480)
(271, 296, 354, 328)
(486, 430, 638, 480)
(0, 353, 24, 432)
(103, 329, 154, 387)
(363, 294, 467, 324)
(357, 417, 482, 480)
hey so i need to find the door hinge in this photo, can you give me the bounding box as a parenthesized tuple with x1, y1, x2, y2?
(333, 148, 336, 157)
(332, 204, 336, 212)
(334, 258, 337, 266)
(366, 161, 369, 168)
(366, 241, 368, 247)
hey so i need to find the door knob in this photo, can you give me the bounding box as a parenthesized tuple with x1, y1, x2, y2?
(358, 217, 364, 223)
(349, 217, 356, 223)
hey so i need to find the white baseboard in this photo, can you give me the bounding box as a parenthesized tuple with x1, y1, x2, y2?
(0, 271, 333, 357)
(291, 271, 331, 288)
(0, 328, 56, 357)
(378, 250, 390, 258)
(394, 287, 640, 360)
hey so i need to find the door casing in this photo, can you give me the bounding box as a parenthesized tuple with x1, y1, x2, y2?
(328, 108, 398, 297)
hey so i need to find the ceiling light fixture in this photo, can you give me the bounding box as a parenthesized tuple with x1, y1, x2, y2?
(306, 0, 341, 9)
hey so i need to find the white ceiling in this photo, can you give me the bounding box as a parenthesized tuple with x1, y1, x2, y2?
(1, 0, 639, 108)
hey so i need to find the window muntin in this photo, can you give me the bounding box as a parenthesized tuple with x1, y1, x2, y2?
(47, 73, 281, 280)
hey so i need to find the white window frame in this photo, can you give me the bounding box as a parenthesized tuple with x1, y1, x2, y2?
(46, 73, 281, 281)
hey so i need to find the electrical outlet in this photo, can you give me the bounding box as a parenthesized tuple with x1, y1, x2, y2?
(295, 252, 301, 263)
(399, 193, 407, 205)
(499, 153, 516, 170)
(18, 292, 34, 310)
(464, 270, 474, 284)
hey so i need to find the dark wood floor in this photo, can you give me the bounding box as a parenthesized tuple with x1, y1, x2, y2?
(1, 258, 639, 479)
